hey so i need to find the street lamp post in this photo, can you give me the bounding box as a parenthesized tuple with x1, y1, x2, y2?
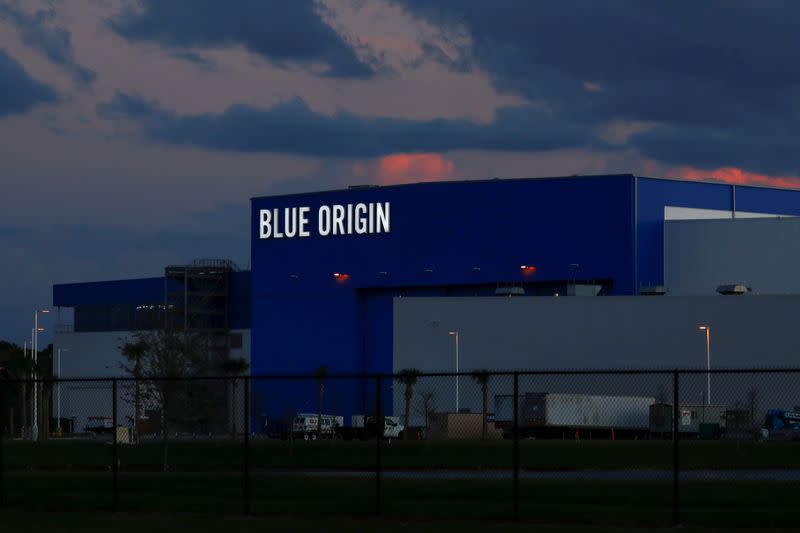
(449, 331, 460, 412)
(698, 325, 712, 405)
(23, 340, 28, 438)
(32, 308, 49, 440)
(30, 328, 34, 439)
(57, 348, 69, 435)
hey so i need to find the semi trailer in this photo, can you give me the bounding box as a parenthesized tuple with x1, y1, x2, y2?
(495, 392, 656, 439)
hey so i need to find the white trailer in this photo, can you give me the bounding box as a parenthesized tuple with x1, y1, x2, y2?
(495, 392, 656, 438)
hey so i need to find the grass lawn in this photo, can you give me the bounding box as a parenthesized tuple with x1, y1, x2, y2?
(3, 439, 800, 528)
(8, 511, 799, 533)
(3, 473, 800, 527)
(4, 438, 799, 470)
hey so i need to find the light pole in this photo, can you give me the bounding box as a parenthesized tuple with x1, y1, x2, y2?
(449, 331, 460, 412)
(23, 340, 28, 438)
(698, 325, 711, 405)
(57, 348, 69, 435)
(32, 308, 49, 440)
(30, 328, 34, 439)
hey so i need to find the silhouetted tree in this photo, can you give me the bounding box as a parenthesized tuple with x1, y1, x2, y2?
(118, 330, 202, 470)
(315, 365, 329, 440)
(120, 338, 148, 436)
(471, 369, 492, 439)
(2, 342, 31, 437)
(397, 369, 421, 440)
(415, 389, 436, 432)
(221, 357, 249, 439)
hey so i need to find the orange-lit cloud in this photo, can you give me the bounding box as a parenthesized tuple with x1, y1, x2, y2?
(668, 166, 800, 189)
(354, 153, 456, 185)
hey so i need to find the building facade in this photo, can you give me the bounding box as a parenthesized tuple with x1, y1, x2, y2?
(53, 175, 800, 427)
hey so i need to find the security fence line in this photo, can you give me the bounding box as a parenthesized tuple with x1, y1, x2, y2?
(0, 368, 799, 526)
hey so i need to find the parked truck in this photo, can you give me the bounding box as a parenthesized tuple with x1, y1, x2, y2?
(761, 409, 800, 441)
(337, 415, 404, 440)
(495, 392, 655, 439)
(291, 413, 344, 441)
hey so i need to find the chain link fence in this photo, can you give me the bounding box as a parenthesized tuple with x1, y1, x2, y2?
(0, 369, 799, 526)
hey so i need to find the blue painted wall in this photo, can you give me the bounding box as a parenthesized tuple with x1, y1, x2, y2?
(634, 178, 800, 291)
(54, 277, 167, 306)
(735, 185, 800, 216)
(635, 178, 733, 290)
(250, 175, 637, 419)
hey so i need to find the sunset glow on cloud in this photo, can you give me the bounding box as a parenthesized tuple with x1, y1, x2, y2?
(669, 167, 800, 189)
(4, 0, 800, 343)
(354, 153, 456, 185)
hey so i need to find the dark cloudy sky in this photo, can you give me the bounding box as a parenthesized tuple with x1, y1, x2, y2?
(2, 0, 800, 343)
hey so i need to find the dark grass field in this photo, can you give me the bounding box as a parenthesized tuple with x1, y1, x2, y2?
(4, 438, 800, 470)
(8, 511, 797, 533)
(3, 439, 800, 528)
(4, 473, 800, 527)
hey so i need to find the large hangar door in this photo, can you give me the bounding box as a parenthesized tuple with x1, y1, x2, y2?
(393, 295, 800, 371)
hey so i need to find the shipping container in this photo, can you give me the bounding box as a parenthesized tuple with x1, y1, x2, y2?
(649, 403, 727, 435)
(427, 412, 502, 440)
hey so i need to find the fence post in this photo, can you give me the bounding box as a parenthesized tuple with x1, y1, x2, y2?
(375, 374, 382, 516)
(513, 371, 520, 522)
(0, 382, 5, 508)
(672, 370, 680, 527)
(162, 381, 168, 473)
(243, 377, 250, 515)
(112, 378, 118, 513)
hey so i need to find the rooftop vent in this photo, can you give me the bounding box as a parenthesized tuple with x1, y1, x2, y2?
(566, 284, 602, 296)
(348, 184, 380, 190)
(716, 284, 751, 295)
(639, 285, 668, 296)
(495, 286, 525, 296)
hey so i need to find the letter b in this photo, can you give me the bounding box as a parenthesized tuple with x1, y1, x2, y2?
(259, 209, 272, 239)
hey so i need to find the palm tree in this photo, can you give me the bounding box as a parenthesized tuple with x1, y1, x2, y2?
(315, 365, 329, 441)
(471, 369, 492, 440)
(120, 339, 148, 436)
(221, 357, 250, 439)
(397, 369, 421, 440)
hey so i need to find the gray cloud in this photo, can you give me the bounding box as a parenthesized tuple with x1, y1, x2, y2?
(393, 0, 800, 174)
(0, 3, 96, 87)
(168, 50, 216, 71)
(109, 0, 380, 79)
(630, 126, 800, 177)
(97, 91, 595, 157)
(0, 48, 58, 117)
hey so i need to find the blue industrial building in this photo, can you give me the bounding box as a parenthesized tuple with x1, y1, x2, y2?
(52, 174, 800, 424)
(248, 175, 800, 373)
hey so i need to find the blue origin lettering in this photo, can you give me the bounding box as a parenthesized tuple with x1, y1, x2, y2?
(259, 202, 390, 239)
